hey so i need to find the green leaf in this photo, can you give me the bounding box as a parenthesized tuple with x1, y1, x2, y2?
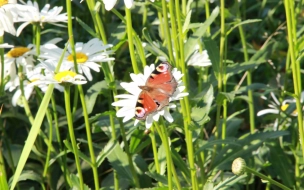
(85, 80, 108, 115)
(145, 172, 168, 185)
(216, 92, 236, 104)
(184, 7, 219, 61)
(75, 17, 98, 38)
(64, 140, 93, 166)
(96, 139, 117, 167)
(203, 181, 214, 190)
(158, 143, 166, 175)
(226, 60, 266, 77)
(191, 85, 214, 126)
(214, 175, 247, 190)
(9, 170, 43, 185)
(183, 10, 192, 33)
(203, 37, 220, 79)
(107, 143, 133, 183)
(249, 41, 277, 62)
(226, 19, 262, 35)
(70, 174, 91, 190)
(10, 84, 54, 190)
(171, 148, 190, 182)
(142, 28, 170, 62)
(129, 128, 144, 154)
(211, 131, 289, 170)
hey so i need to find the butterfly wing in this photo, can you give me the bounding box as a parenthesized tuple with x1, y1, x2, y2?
(135, 91, 158, 120)
(145, 62, 178, 109)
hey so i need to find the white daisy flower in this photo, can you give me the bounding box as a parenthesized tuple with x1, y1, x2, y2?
(0, 43, 13, 48)
(257, 91, 304, 129)
(66, 38, 114, 81)
(10, 66, 47, 106)
(257, 92, 304, 117)
(40, 38, 114, 81)
(0, 0, 18, 36)
(15, 0, 68, 36)
(187, 49, 212, 67)
(30, 60, 87, 92)
(102, 0, 155, 10)
(112, 63, 188, 129)
(4, 44, 36, 89)
(4, 44, 35, 68)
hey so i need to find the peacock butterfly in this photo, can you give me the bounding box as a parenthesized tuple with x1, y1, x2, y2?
(135, 62, 178, 120)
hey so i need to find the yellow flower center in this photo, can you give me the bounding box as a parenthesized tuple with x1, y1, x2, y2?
(7, 47, 30, 58)
(281, 104, 297, 116)
(30, 78, 39, 83)
(67, 52, 88, 64)
(54, 71, 77, 82)
(0, 0, 8, 7)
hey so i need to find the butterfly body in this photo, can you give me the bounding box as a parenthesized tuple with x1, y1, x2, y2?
(135, 62, 178, 120)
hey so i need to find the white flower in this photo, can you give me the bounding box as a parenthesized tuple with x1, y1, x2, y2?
(16, 1, 68, 36)
(0, 0, 18, 36)
(187, 49, 212, 67)
(4, 44, 35, 87)
(257, 92, 304, 130)
(40, 38, 114, 81)
(0, 43, 14, 48)
(30, 60, 87, 92)
(66, 38, 114, 81)
(103, 0, 155, 10)
(10, 67, 47, 106)
(112, 63, 188, 129)
(4, 44, 35, 67)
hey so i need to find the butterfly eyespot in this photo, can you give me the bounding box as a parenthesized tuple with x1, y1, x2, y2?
(156, 62, 169, 73)
(135, 107, 146, 118)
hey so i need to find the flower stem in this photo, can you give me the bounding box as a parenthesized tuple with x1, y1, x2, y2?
(18, 66, 34, 124)
(149, 126, 162, 186)
(125, 8, 139, 74)
(50, 94, 71, 187)
(78, 85, 100, 189)
(0, 36, 4, 95)
(174, 1, 198, 189)
(237, 5, 255, 134)
(245, 166, 291, 190)
(284, 0, 304, 160)
(64, 85, 84, 190)
(161, 0, 174, 62)
(34, 24, 41, 55)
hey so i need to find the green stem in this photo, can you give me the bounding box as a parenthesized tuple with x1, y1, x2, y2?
(78, 85, 100, 190)
(51, 94, 71, 187)
(118, 120, 140, 187)
(42, 110, 53, 180)
(245, 166, 291, 190)
(149, 126, 162, 186)
(237, 5, 255, 134)
(35, 24, 41, 55)
(219, 0, 226, 141)
(174, 1, 197, 189)
(64, 85, 84, 190)
(155, 123, 172, 189)
(161, 0, 174, 62)
(125, 8, 139, 74)
(0, 36, 5, 95)
(284, 0, 304, 160)
(18, 66, 34, 124)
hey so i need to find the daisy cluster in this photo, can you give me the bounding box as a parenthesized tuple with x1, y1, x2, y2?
(2, 38, 114, 107)
(0, 0, 68, 36)
(1, 1, 114, 106)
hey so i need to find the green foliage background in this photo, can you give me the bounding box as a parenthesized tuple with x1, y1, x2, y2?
(1, 0, 303, 189)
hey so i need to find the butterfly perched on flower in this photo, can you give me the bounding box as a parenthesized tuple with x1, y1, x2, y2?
(112, 62, 188, 129)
